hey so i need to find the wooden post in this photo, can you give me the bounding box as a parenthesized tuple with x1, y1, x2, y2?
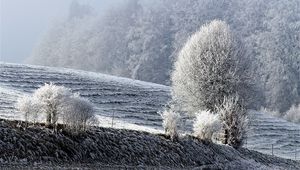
(271, 144, 274, 156)
(295, 132, 297, 160)
(111, 111, 115, 128)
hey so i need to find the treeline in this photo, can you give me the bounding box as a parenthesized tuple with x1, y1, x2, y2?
(28, 0, 300, 112)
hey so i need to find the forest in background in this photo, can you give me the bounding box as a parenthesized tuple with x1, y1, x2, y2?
(28, 0, 300, 113)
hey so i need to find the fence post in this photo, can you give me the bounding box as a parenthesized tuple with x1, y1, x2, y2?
(271, 144, 274, 156)
(111, 111, 115, 128)
(295, 131, 298, 160)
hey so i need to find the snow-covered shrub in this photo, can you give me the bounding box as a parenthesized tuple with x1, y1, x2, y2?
(217, 95, 248, 148)
(284, 105, 300, 123)
(32, 83, 71, 126)
(193, 110, 221, 141)
(15, 95, 39, 123)
(260, 106, 300, 124)
(15, 83, 96, 133)
(61, 96, 96, 133)
(160, 109, 180, 140)
(260, 107, 281, 117)
(171, 20, 253, 114)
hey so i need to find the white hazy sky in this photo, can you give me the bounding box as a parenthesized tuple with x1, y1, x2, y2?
(0, 0, 118, 63)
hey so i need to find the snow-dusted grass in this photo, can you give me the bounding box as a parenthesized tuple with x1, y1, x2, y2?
(247, 110, 300, 160)
(0, 62, 169, 90)
(0, 63, 168, 133)
(0, 85, 163, 134)
(0, 86, 24, 120)
(0, 118, 299, 169)
(93, 114, 163, 134)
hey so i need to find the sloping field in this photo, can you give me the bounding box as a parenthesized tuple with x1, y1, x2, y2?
(0, 119, 299, 169)
(0, 63, 170, 133)
(0, 62, 299, 160)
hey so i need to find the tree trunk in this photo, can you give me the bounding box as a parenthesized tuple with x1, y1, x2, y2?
(46, 113, 52, 126)
(224, 129, 228, 144)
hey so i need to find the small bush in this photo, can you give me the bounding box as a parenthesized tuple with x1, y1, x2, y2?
(193, 110, 221, 141)
(160, 109, 180, 141)
(260, 106, 300, 124)
(15, 95, 39, 123)
(284, 105, 300, 123)
(260, 107, 281, 117)
(61, 96, 96, 133)
(217, 95, 248, 148)
(15, 83, 96, 133)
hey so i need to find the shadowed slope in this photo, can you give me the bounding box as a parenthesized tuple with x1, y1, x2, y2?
(0, 119, 299, 169)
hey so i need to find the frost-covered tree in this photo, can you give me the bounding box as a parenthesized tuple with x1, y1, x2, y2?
(284, 105, 300, 123)
(193, 110, 221, 141)
(160, 109, 180, 140)
(127, 6, 173, 84)
(28, 0, 299, 113)
(32, 83, 71, 126)
(69, 0, 92, 19)
(16, 95, 39, 123)
(28, 1, 96, 70)
(61, 95, 95, 132)
(15, 83, 96, 132)
(172, 20, 251, 113)
(254, 10, 300, 112)
(217, 95, 248, 148)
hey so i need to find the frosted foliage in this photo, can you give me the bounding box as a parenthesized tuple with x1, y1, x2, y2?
(260, 108, 281, 118)
(28, 0, 300, 112)
(172, 20, 249, 113)
(32, 83, 72, 125)
(16, 95, 39, 123)
(15, 83, 95, 131)
(261, 106, 300, 124)
(284, 105, 300, 123)
(160, 109, 180, 140)
(217, 95, 248, 148)
(193, 110, 221, 141)
(61, 96, 95, 132)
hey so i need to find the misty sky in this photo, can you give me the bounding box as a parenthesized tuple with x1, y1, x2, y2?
(0, 0, 118, 63)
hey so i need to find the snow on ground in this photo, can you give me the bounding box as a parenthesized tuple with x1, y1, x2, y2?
(0, 62, 168, 133)
(0, 86, 24, 120)
(247, 110, 300, 160)
(0, 62, 299, 160)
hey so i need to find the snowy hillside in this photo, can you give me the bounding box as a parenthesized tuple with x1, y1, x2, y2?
(0, 62, 169, 133)
(0, 63, 299, 160)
